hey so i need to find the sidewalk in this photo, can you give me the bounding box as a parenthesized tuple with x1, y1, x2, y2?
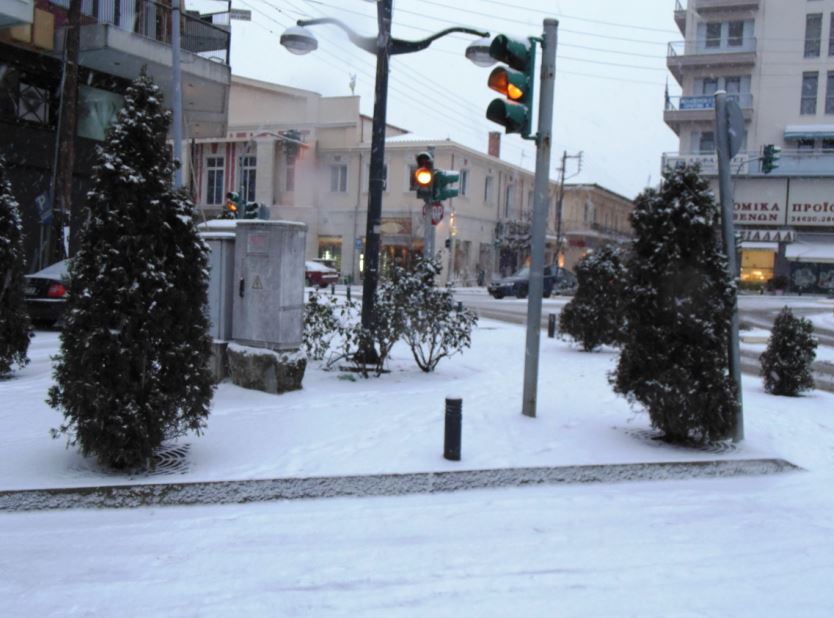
(2, 319, 830, 508)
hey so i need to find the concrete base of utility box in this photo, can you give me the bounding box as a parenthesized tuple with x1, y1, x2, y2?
(209, 341, 229, 383)
(227, 343, 306, 394)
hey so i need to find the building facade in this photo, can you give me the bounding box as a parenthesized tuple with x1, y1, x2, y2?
(0, 0, 231, 269)
(193, 76, 634, 285)
(664, 0, 834, 292)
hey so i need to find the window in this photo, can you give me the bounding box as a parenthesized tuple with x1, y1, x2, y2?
(705, 23, 722, 48)
(725, 76, 741, 94)
(728, 21, 744, 47)
(797, 138, 816, 152)
(829, 13, 834, 56)
(459, 169, 469, 197)
(702, 77, 719, 95)
(504, 184, 516, 218)
(484, 175, 495, 204)
(698, 131, 715, 154)
(330, 164, 348, 192)
(239, 155, 256, 202)
(206, 157, 224, 205)
(823, 138, 834, 152)
(805, 13, 822, 57)
(802, 71, 819, 115)
(827, 72, 834, 114)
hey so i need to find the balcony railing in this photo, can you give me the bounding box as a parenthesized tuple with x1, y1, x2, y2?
(80, 0, 230, 63)
(675, 0, 686, 11)
(665, 93, 753, 111)
(668, 37, 757, 57)
(663, 150, 834, 176)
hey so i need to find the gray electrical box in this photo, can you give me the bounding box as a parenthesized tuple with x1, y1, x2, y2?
(232, 220, 306, 351)
(201, 228, 236, 341)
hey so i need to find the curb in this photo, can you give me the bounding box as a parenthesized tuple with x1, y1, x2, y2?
(0, 458, 801, 512)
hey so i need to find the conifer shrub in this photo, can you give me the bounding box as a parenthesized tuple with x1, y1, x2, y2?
(559, 245, 626, 351)
(612, 163, 738, 443)
(49, 72, 214, 470)
(760, 307, 817, 396)
(0, 156, 31, 376)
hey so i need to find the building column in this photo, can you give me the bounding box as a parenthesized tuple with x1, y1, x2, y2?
(255, 137, 276, 208)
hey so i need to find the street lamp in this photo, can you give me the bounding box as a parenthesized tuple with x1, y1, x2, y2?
(280, 0, 488, 363)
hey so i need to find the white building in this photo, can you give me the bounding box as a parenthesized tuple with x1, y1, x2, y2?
(663, 0, 834, 292)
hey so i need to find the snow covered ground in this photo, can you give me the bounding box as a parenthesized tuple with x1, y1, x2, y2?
(3, 319, 834, 616)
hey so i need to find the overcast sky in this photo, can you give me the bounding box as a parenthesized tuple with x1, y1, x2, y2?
(215, 0, 681, 199)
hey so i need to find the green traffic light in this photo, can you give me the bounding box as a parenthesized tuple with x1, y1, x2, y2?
(489, 35, 532, 72)
(762, 144, 781, 174)
(487, 99, 530, 135)
(432, 169, 460, 202)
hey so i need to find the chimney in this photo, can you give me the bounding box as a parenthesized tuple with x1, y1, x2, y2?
(488, 132, 501, 158)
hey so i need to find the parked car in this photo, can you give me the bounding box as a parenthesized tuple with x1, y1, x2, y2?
(305, 260, 340, 288)
(24, 259, 70, 327)
(487, 265, 577, 299)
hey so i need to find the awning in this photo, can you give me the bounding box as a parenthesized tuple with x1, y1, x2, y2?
(741, 241, 778, 251)
(784, 124, 834, 140)
(785, 241, 834, 263)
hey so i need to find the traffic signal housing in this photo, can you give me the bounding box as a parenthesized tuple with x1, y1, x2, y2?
(414, 152, 434, 202)
(224, 191, 241, 219)
(486, 35, 536, 138)
(762, 144, 781, 174)
(432, 170, 460, 202)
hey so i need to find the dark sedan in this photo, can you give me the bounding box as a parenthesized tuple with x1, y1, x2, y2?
(488, 265, 577, 299)
(24, 259, 70, 327)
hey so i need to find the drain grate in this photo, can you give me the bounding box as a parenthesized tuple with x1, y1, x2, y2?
(147, 443, 191, 476)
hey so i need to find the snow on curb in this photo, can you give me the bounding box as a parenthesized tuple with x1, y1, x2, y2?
(0, 459, 801, 512)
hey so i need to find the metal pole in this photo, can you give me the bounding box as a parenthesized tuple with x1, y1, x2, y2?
(172, 0, 184, 188)
(358, 0, 392, 363)
(715, 90, 744, 442)
(555, 150, 567, 265)
(522, 19, 558, 419)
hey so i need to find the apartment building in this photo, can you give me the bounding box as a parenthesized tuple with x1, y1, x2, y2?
(0, 0, 231, 268)
(192, 76, 634, 285)
(664, 0, 834, 292)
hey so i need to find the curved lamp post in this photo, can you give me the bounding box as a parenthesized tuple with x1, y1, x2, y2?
(281, 1, 488, 363)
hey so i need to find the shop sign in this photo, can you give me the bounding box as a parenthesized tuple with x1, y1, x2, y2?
(739, 229, 795, 242)
(725, 177, 788, 226)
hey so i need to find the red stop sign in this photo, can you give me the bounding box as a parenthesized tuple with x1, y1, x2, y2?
(431, 202, 444, 225)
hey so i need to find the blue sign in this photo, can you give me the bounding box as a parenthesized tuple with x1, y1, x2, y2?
(355, 238, 363, 250)
(35, 192, 51, 224)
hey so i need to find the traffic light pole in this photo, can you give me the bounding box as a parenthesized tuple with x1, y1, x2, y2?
(522, 19, 558, 418)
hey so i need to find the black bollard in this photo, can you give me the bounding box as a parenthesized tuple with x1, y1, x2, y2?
(346, 285, 351, 301)
(548, 313, 556, 338)
(457, 301, 463, 312)
(331, 283, 336, 295)
(444, 398, 462, 461)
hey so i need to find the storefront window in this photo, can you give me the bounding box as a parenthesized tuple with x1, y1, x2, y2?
(318, 236, 342, 272)
(740, 249, 775, 283)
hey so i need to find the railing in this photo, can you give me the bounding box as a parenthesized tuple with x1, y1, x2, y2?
(675, 0, 686, 12)
(668, 37, 756, 57)
(663, 149, 834, 176)
(78, 0, 230, 64)
(665, 93, 754, 111)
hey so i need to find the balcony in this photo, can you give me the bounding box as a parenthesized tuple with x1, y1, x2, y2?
(674, 0, 686, 36)
(693, 0, 760, 14)
(662, 150, 834, 176)
(55, 0, 231, 138)
(667, 38, 756, 84)
(0, 0, 33, 28)
(664, 93, 753, 133)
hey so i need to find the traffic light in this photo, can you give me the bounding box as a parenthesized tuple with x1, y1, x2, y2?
(243, 201, 259, 219)
(762, 144, 781, 174)
(432, 170, 460, 202)
(486, 34, 536, 138)
(414, 152, 434, 202)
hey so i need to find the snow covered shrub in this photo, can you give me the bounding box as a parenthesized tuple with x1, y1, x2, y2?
(303, 290, 342, 361)
(760, 307, 817, 396)
(612, 163, 738, 443)
(388, 255, 478, 373)
(559, 245, 626, 351)
(0, 156, 31, 376)
(49, 71, 214, 470)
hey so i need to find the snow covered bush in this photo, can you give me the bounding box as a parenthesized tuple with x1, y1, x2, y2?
(49, 71, 214, 470)
(612, 163, 738, 443)
(387, 256, 478, 373)
(559, 245, 626, 351)
(0, 156, 31, 377)
(760, 307, 817, 396)
(303, 290, 343, 361)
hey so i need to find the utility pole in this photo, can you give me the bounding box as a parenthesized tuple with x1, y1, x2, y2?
(172, 0, 184, 188)
(553, 150, 582, 266)
(521, 18, 558, 418)
(48, 0, 81, 264)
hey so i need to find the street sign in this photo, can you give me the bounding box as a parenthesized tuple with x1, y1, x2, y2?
(423, 202, 444, 225)
(355, 237, 363, 250)
(716, 98, 745, 159)
(35, 192, 51, 224)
